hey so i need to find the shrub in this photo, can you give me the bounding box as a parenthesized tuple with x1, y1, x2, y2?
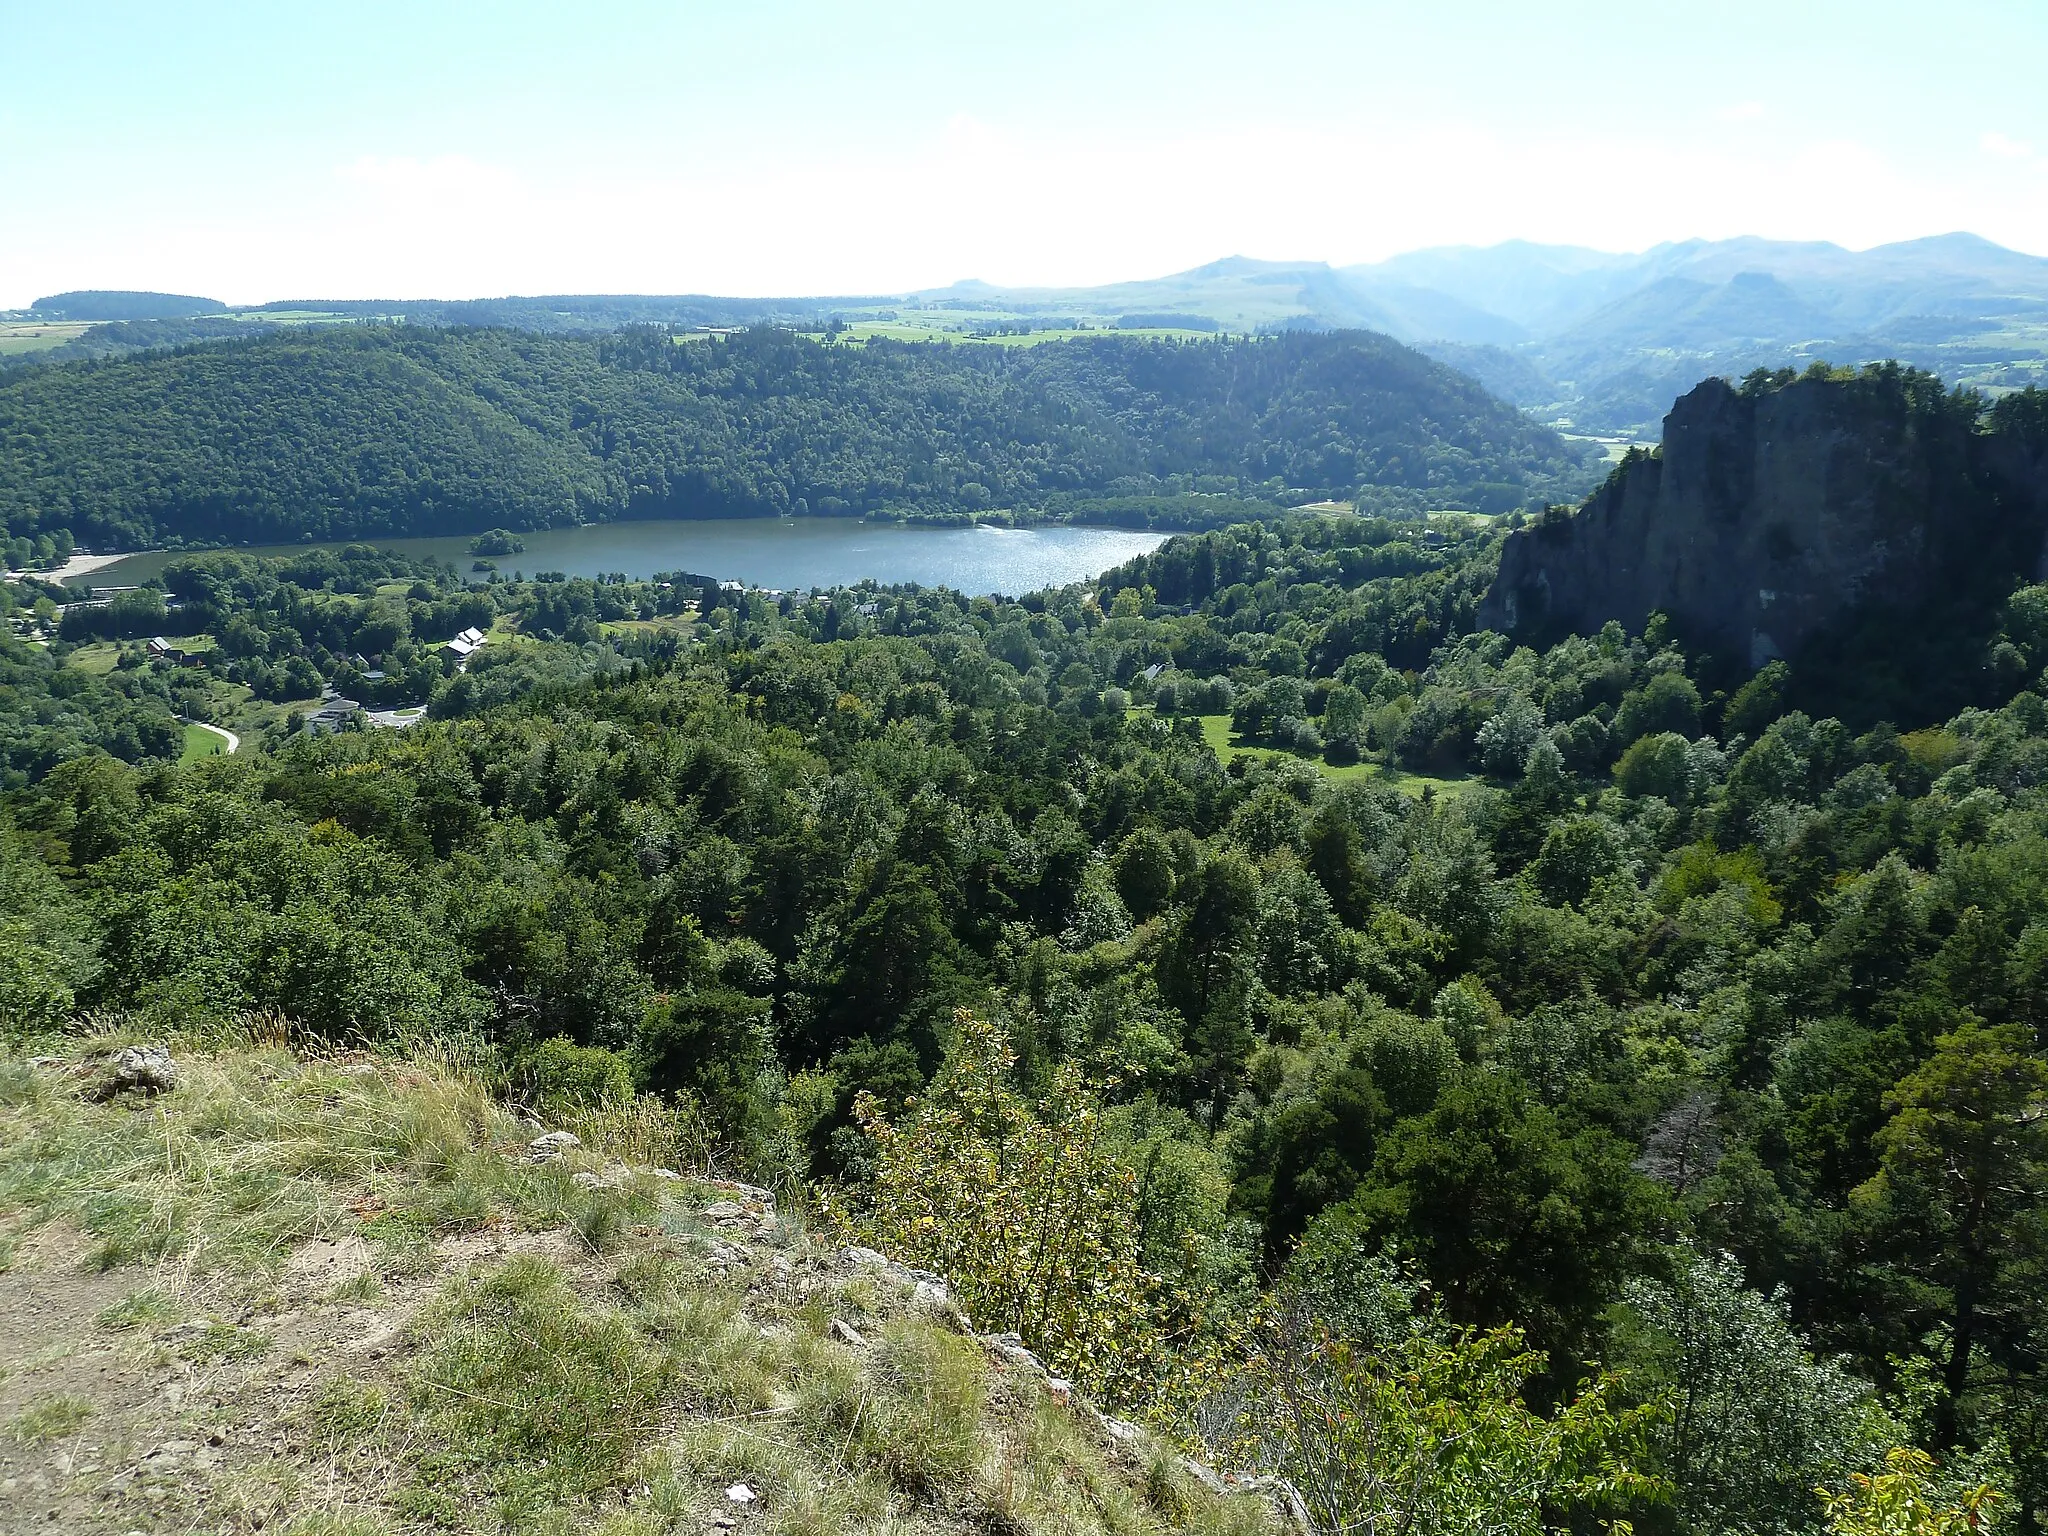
(1614, 671, 1702, 747)
(633, 988, 773, 1149)
(1723, 660, 1790, 739)
(1114, 827, 1179, 921)
(848, 1010, 1223, 1409)
(1232, 1295, 1667, 1536)
(520, 1037, 632, 1115)
(1477, 695, 1543, 777)
(1820, 1449, 2001, 1536)
(1322, 683, 1368, 750)
(1616, 1250, 1894, 1536)
(1274, 715, 1323, 753)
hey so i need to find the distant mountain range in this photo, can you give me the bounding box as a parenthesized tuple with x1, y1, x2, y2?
(18, 233, 2048, 435)
(910, 236, 2048, 432)
(1350, 234, 2048, 431)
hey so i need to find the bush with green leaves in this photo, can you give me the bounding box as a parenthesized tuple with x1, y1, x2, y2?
(517, 1036, 632, 1116)
(1614, 1250, 1895, 1536)
(849, 1010, 1228, 1410)
(1231, 1284, 1668, 1536)
(1819, 1450, 2002, 1536)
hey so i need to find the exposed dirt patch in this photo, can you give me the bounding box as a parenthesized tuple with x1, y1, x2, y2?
(0, 1223, 415, 1533)
(0, 1226, 141, 1531)
(0, 1210, 680, 1532)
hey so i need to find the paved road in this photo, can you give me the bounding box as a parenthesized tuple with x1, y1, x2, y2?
(184, 719, 241, 755)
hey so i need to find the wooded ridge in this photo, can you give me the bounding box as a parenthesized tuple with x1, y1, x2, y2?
(0, 326, 1595, 551)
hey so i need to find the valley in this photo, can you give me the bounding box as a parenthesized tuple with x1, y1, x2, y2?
(3, 249, 2046, 1536)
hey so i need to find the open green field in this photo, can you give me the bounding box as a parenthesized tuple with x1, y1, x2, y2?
(202, 309, 379, 326)
(179, 721, 227, 762)
(220, 685, 320, 736)
(836, 320, 1221, 348)
(599, 616, 694, 640)
(1188, 712, 1479, 799)
(0, 321, 93, 356)
(1557, 432, 1648, 465)
(670, 319, 1226, 349)
(63, 642, 122, 677)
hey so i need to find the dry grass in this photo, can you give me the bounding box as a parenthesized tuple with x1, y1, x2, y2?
(0, 1029, 1277, 1536)
(0, 1028, 576, 1274)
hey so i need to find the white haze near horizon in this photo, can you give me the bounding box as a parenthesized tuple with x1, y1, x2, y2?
(3, 0, 2045, 308)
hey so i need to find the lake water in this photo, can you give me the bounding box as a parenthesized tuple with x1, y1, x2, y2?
(73, 520, 1168, 596)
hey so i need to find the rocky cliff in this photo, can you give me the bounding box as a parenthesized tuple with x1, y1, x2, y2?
(1480, 368, 2048, 669)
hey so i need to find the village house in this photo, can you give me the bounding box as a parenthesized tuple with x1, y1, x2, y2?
(442, 625, 488, 662)
(304, 697, 364, 734)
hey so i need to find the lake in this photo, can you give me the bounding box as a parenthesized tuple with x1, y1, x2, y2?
(71, 519, 1169, 596)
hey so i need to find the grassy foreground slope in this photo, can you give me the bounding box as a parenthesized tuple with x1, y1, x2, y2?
(0, 1032, 1270, 1536)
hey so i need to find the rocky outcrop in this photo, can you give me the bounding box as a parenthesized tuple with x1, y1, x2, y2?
(1480, 370, 2048, 668)
(86, 1044, 181, 1100)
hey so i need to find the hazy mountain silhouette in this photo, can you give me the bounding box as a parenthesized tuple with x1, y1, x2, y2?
(21, 235, 2048, 432)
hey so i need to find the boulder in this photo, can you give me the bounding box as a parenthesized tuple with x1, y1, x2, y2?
(527, 1130, 581, 1162)
(90, 1045, 179, 1099)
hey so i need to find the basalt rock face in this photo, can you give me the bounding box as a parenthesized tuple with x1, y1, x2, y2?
(1480, 371, 2048, 668)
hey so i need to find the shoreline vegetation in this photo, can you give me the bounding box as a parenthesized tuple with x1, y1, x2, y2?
(43, 505, 1396, 593)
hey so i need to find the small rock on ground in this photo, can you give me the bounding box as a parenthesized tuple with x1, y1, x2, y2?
(90, 1045, 180, 1099)
(527, 1130, 580, 1162)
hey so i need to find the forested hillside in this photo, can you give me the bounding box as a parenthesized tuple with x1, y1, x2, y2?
(3, 501, 2045, 1533)
(0, 325, 1594, 551)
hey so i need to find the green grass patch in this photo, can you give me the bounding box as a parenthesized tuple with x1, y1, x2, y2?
(0, 1038, 539, 1274)
(96, 1285, 181, 1332)
(233, 691, 319, 734)
(2, 1033, 1276, 1534)
(1190, 713, 1377, 784)
(65, 641, 123, 676)
(1385, 768, 1481, 802)
(834, 320, 1221, 349)
(1181, 713, 1480, 798)
(338, 1242, 1274, 1534)
(170, 1319, 272, 1363)
(181, 721, 228, 762)
(0, 321, 93, 356)
(407, 1256, 675, 1517)
(9, 1392, 93, 1444)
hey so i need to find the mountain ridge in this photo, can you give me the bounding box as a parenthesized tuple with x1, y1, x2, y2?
(18, 233, 2048, 434)
(0, 325, 1595, 551)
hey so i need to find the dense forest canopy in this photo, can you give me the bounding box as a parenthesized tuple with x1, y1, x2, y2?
(0, 325, 1595, 551)
(4, 487, 2048, 1533)
(27, 289, 229, 322)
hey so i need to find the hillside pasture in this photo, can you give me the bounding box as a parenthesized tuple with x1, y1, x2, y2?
(0, 321, 94, 356)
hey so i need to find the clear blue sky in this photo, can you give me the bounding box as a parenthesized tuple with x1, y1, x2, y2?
(4, 0, 2045, 305)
